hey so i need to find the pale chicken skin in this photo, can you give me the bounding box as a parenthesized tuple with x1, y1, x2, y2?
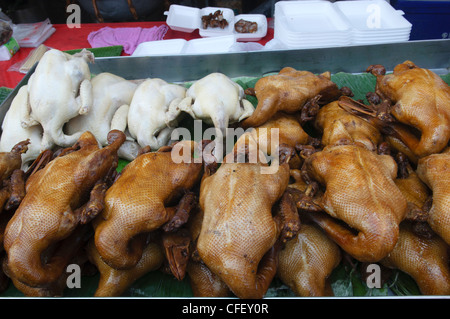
(302, 144, 408, 262)
(241, 67, 341, 128)
(315, 100, 382, 151)
(25, 49, 95, 150)
(66, 72, 139, 160)
(93, 140, 203, 270)
(381, 222, 450, 295)
(176, 72, 254, 135)
(416, 152, 450, 246)
(368, 61, 450, 157)
(277, 223, 342, 297)
(196, 144, 299, 299)
(0, 85, 43, 168)
(127, 78, 187, 151)
(3, 130, 125, 288)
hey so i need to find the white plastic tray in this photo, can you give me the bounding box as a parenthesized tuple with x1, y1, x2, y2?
(131, 35, 237, 56)
(164, 4, 268, 41)
(335, 0, 412, 32)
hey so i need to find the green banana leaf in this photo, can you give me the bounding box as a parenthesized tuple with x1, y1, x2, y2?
(0, 71, 448, 298)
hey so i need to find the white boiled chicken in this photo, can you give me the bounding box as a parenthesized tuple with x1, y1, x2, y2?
(127, 78, 186, 150)
(0, 85, 43, 168)
(66, 72, 139, 160)
(24, 48, 94, 150)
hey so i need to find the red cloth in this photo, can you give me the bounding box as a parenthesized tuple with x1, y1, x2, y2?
(0, 21, 274, 89)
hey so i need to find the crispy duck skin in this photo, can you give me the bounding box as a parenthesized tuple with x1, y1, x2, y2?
(381, 222, 450, 295)
(248, 112, 311, 155)
(241, 67, 341, 128)
(196, 139, 300, 299)
(367, 61, 450, 158)
(302, 144, 407, 262)
(186, 208, 231, 297)
(3, 130, 125, 288)
(277, 223, 342, 297)
(315, 100, 382, 151)
(93, 140, 204, 270)
(416, 151, 450, 246)
(87, 234, 164, 297)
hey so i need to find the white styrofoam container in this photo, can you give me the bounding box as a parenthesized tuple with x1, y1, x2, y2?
(335, 0, 412, 32)
(198, 7, 235, 37)
(275, 1, 352, 34)
(164, 5, 268, 41)
(164, 4, 200, 33)
(183, 35, 236, 54)
(132, 39, 187, 56)
(233, 14, 268, 41)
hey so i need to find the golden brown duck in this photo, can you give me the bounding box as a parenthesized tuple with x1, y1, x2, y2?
(367, 61, 450, 158)
(246, 112, 311, 155)
(315, 100, 382, 151)
(4, 224, 92, 296)
(381, 221, 450, 295)
(87, 233, 164, 297)
(241, 67, 341, 128)
(277, 223, 341, 297)
(196, 139, 300, 299)
(301, 143, 408, 262)
(93, 140, 204, 270)
(3, 130, 125, 288)
(416, 150, 450, 246)
(186, 207, 231, 297)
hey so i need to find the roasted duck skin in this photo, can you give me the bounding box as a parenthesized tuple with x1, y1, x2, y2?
(381, 222, 450, 295)
(94, 140, 204, 270)
(241, 67, 341, 128)
(87, 234, 164, 297)
(416, 151, 450, 245)
(315, 100, 382, 151)
(247, 112, 311, 155)
(186, 208, 231, 297)
(277, 223, 341, 297)
(367, 61, 450, 157)
(3, 130, 125, 288)
(196, 141, 300, 299)
(302, 144, 407, 262)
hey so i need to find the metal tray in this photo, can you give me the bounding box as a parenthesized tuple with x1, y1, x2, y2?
(1, 39, 449, 129)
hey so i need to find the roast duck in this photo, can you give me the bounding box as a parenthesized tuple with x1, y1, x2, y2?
(3, 130, 125, 294)
(0, 59, 449, 297)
